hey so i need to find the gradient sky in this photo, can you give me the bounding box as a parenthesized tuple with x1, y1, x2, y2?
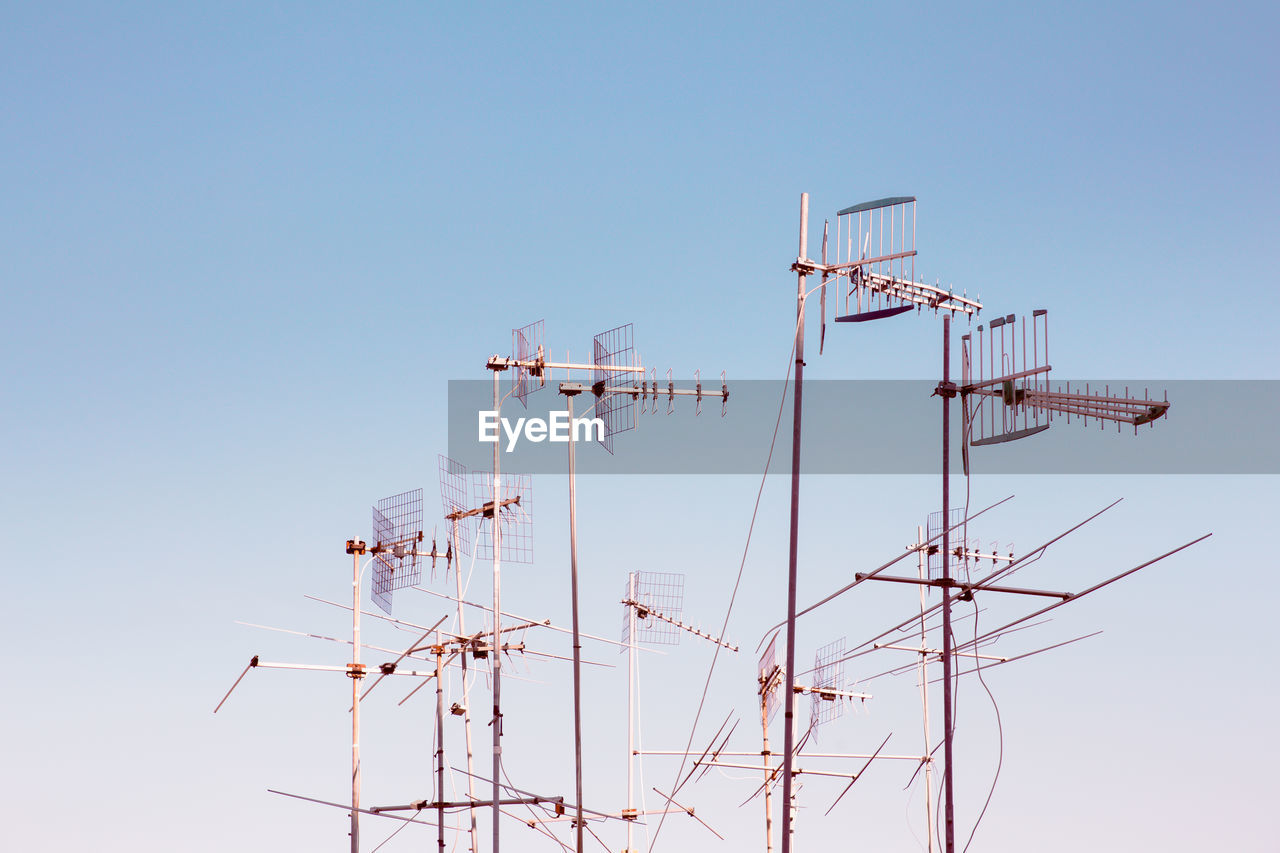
(2, 3, 1276, 851)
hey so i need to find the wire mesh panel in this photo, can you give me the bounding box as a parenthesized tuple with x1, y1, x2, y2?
(438, 454, 472, 559)
(471, 472, 534, 564)
(759, 634, 781, 725)
(926, 508, 980, 581)
(511, 320, 545, 408)
(370, 489, 424, 615)
(810, 637, 847, 730)
(592, 323, 641, 454)
(620, 571, 684, 646)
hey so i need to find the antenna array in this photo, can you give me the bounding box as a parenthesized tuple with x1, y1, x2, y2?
(961, 309, 1170, 447)
(512, 319, 546, 408)
(471, 472, 533, 564)
(620, 571, 685, 648)
(370, 489, 425, 615)
(809, 637, 848, 730)
(438, 454, 472, 559)
(592, 323, 642, 453)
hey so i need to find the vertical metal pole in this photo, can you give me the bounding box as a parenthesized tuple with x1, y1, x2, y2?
(917, 525, 935, 853)
(491, 370, 502, 853)
(941, 315, 956, 853)
(436, 632, 446, 853)
(761, 691, 774, 853)
(565, 392, 586, 853)
(780, 191, 808, 853)
(452, 517, 479, 853)
(352, 549, 362, 853)
(626, 572, 637, 853)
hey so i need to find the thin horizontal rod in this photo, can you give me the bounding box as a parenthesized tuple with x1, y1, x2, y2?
(412, 587, 646, 652)
(838, 499, 1123, 664)
(758, 495, 1015, 642)
(559, 381, 728, 400)
(488, 357, 643, 373)
(791, 685, 872, 700)
(961, 365, 1053, 392)
(371, 797, 557, 812)
(268, 788, 453, 825)
(941, 630, 1103, 680)
(853, 572, 1071, 600)
(873, 642, 1008, 662)
(954, 533, 1211, 655)
(698, 760, 862, 780)
(816, 250, 916, 274)
(639, 750, 927, 761)
(452, 767, 620, 823)
(303, 594, 441, 635)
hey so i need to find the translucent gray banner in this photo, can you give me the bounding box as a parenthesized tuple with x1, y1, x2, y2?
(446, 380, 1280, 475)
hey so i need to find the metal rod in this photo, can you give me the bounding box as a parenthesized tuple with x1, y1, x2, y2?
(436, 633, 446, 853)
(626, 572, 637, 853)
(565, 391, 585, 853)
(917, 525, 936, 853)
(491, 368, 502, 853)
(642, 749, 928, 760)
(941, 315, 955, 853)
(352, 548, 362, 853)
(213, 657, 257, 714)
(761, 687, 774, 853)
(452, 518, 479, 853)
(780, 191, 808, 853)
(854, 573, 1070, 600)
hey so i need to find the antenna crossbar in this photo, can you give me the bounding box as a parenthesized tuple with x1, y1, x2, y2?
(853, 571, 1072, 601)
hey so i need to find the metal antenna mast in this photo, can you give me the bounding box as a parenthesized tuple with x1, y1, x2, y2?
(439, 454, 479, 853)
(620, 571, 736, 852)
(857, 308, 1178, 853)
(215, 487, 450, 852)
(494, 319, 728, 853)
(780, 193, 979, 853)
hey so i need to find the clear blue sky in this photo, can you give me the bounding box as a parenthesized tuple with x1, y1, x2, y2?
(2, 3, 1275, 851)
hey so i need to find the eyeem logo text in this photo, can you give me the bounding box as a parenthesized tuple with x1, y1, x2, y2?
(478, 411, 606, 452)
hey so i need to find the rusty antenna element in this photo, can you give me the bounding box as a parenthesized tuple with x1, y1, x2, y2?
(959, 309, 1170, 452)
(778, 193, 982, 853)
(619, 571, 736, 853)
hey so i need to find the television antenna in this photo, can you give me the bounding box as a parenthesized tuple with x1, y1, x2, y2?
(619, 571, 736, 853)
(437, 454, 480, 853)
(959, 309, 1170, 451)
(686, 630, 880, 851)
(832, 312, 1197, 853)
(491, 319, 728, 853)
(777, 193, 981, 853)
(437, 431, 532, 853)
(214, 486, 451, 853)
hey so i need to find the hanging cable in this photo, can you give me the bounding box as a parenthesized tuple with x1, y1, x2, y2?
(648, 305, 804, 852)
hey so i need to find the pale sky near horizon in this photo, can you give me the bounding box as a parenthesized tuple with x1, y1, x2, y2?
(2, 3, 1276, 851)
